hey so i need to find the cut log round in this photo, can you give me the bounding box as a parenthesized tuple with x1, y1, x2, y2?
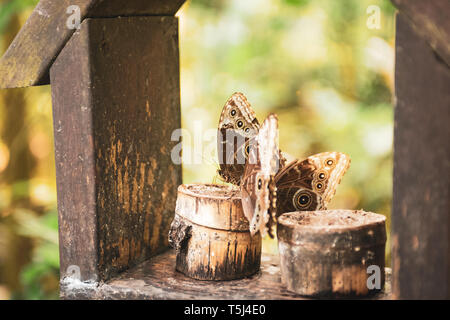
(169, 184, 262, 280)
(175, 184, 249, 231)
(277, 210, 386, 297)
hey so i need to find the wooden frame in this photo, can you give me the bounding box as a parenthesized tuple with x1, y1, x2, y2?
(0, 0, 448, 299)
(392, 5, 450, 299)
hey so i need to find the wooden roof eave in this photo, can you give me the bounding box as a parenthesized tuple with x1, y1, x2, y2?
(0, 0, 185, 89)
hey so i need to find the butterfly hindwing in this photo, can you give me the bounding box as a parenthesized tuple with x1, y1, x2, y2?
(275, 152, 351, 217)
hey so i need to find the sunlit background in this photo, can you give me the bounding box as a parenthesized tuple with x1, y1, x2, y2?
(0, 0, 395, 299)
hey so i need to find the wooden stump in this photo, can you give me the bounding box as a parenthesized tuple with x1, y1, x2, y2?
(277, 210, 386, 298)
(168, 184, 262, 280)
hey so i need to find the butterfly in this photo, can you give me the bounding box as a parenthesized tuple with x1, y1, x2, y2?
(217, 92, 260, 186)
(239, 117, 351, 237)
(217, 93, 351, 237)
(217, 92, 285, 185)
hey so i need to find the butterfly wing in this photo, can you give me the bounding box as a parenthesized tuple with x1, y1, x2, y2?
(217, 93, 260, 185)
(275, 152, 351, 216)
(241, 114, 280, 237)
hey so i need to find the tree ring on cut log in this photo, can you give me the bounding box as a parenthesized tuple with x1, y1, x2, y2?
(277, 209, 386, 297)
(169, 184, 262, 281)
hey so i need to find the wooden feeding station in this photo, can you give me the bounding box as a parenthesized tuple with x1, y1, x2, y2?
(0, 0, 448, 300)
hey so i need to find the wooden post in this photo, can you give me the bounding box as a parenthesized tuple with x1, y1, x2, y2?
(277, 210, 386, 297)
(0, 0, 186, 299)
(0, 0, 185, 88)
(169, 184, 262, 280)
(50, 16, 182, 287)
(392, 12, 450, 299)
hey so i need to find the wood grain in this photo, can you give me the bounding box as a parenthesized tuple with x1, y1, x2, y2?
(175, 184, 249, 231)
(170, 184, 261, 280)
(277, 210, 386, 297)
(391, 0, 450, 67)
(172, 215, 262, 281)
(392, 14, 450, 299)
(0, 0, 185, 88)
(51, 16, 182, 283)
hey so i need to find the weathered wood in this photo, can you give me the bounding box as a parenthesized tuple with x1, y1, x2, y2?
(60, 250, 392, 300)
(51, 16, 182, 285)
(88, 0, 186, 17)
(391, 0, 450, 67)
(169, 184, 261, 280)
(392, 13, 450, 299)
(174, 184, 250, 231)
(277, 210, 386, 297)
(0, 0, 185, 88)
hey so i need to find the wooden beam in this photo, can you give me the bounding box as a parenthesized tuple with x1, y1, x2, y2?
(88, 0, 185, 17)
(51, 16, 182, 284)
(391, 0, 450, 67)
(392, 13, 450, 299)
(0, 0, 185, 89)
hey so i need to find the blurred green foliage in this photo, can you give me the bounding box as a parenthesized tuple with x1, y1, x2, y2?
(13, 208, 59, 299)
(178, 0, 394, 257)
(0, 0, 395, 299)
(0, 0, 37, 33)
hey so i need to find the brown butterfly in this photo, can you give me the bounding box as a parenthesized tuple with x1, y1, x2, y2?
(217, 93, 351, 237)
(240, 114, 280, 237)
(274, 152, 351, 217)
(243, 150, 351, 238)
(217, 93, 260, 185)
(217, 92, 285, 185)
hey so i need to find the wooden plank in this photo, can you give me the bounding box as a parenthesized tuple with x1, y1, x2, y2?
(88, 0, 186, 17)
(50, 16, 182, 283)
(60, 250, 392, 300)
(392, 14, 450, 299)
(391, 0, 450, 67)
(0, 0, 185, 89)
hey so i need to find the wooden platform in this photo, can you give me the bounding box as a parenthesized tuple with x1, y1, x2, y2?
(60, 250, 391, 300)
